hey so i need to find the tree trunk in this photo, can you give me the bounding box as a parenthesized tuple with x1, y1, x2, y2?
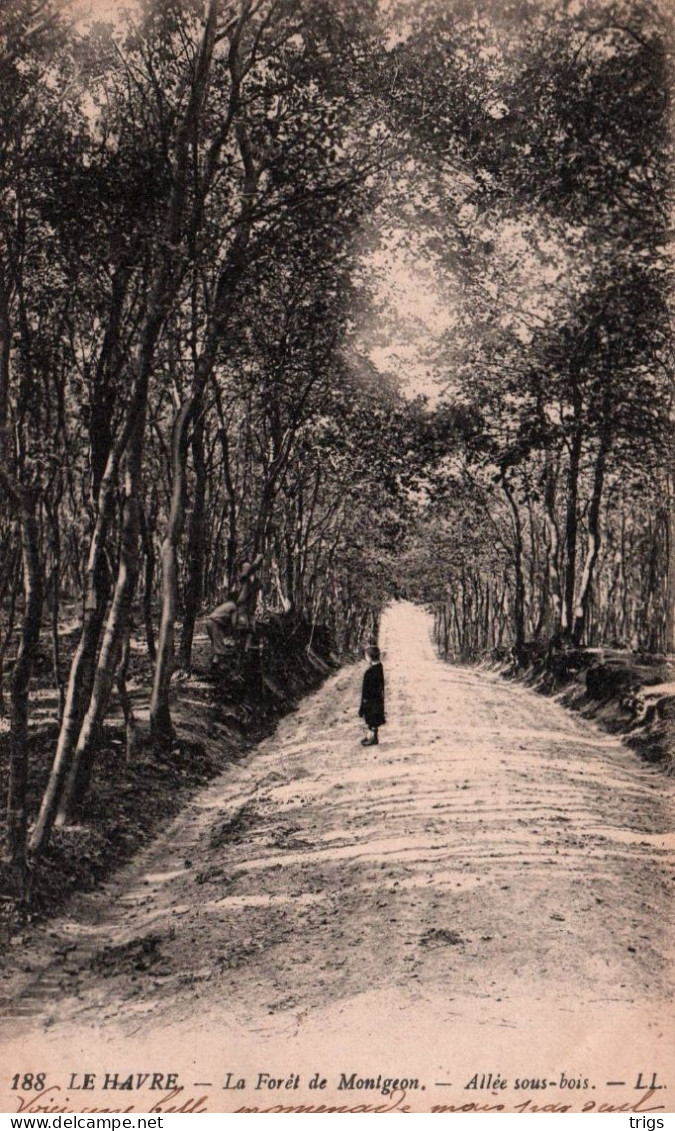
(0, 279, 44, 889)
(571, 435, 608, 647)
(543, 455, 563, 635)
(30, 452, 117, 853)
(139, 503, 157, 663)
(562, 419, 583, 636)
(178, 414, 206, 669)
(47, 500, 65, 717)
(56, 432, 144, 824)
(221, 426, 238, 592)
(90, 263, 132, 499)
(666, 473, 675, 654)
(151, 165, 259, 735)
(501, 476, 526, 662)
(34, 262, 134, 821)
(150, 398, 193, 745)
(116, 628, 141, 762)
(6, 499, 43, 898)
(0, 548, 21, 716)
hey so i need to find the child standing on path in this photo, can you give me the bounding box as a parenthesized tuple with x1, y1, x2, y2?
(359, 645, 385, 746)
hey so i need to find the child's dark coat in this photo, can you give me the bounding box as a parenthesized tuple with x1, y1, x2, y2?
(359, 661, 386, 728)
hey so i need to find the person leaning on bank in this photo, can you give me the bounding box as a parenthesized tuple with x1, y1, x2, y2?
(359, 644, 386, 747)
(205, 555, 263, 659)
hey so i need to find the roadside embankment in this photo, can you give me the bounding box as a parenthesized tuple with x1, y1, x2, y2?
(0, 615, 336, 930)
(491, 645, 675, 774)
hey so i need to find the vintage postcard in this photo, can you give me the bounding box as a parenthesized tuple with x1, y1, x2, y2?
(0, 0, 673, 1116)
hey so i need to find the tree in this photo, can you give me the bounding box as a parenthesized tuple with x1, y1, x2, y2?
(384, 0, 673, 659)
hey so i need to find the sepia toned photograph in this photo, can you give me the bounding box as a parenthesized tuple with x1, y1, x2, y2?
(0, 0, 673, 1115)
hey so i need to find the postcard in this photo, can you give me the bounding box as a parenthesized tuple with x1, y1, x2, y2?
(1, 0, 673, 1115)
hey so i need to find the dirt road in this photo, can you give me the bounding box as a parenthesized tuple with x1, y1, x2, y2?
(2, 602, 674, 1111)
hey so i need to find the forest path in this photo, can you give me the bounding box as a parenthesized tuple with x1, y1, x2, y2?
(2, 602, 674, 1097)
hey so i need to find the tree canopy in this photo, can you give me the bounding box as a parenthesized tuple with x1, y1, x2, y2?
(1, 0, 673, 893)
